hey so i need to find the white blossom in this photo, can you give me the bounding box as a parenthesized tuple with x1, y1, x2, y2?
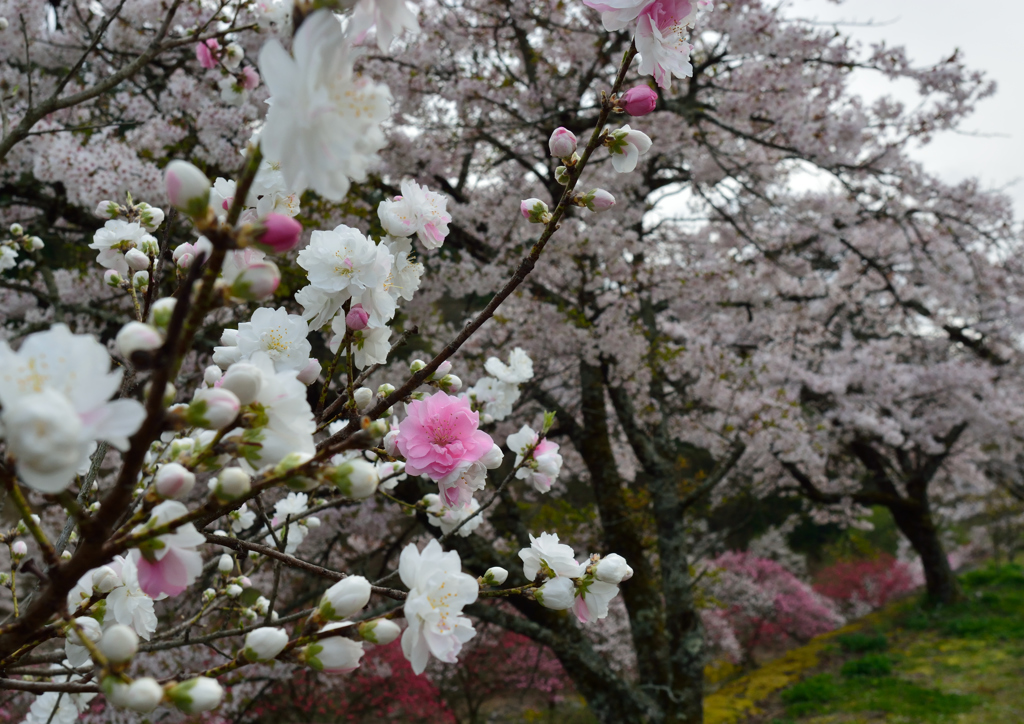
(0, 325, 146, 492)
(400, 539, 478, 674)
(258, 10, 391, 201)
(518, 532, 580, 580)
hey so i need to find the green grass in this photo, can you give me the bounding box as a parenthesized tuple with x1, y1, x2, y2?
(781, 672, 980, 719)
(840, 653, 893, 677)
(769, 562, 1024, 723)
(835, 631, 888, 653)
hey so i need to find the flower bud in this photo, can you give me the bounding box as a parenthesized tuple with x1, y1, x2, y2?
(242, 626, 288, 662)
(155, 462, 196, 500)
(204, 365, 223, 386)
(520, 198, 551, 224)
(149, 297, 176, 329)
(620, 84, 658, 116)
(27, 236, 43, 250)
(480, 443, 504, 469)
(118, 323, 162, 362)
(365, 418, 388, 439)
(93, 201, 118, 220)
(220, 362, 263, 406)
(92, 565, 122, 593)
(433, 360, 452, 378)
(353, 387, 373, 410)
(224, 42, 244, 70)
(166, 676, 224, 713)
(210, 467, 251, 501)
(554, 165, 570, 185)
(124, 248, 150, 272)
(11, 540, 27, 559)
(306, 516, 321, 528)
(359, 618, 401, 645)
(189, 387, 241, 429)
(136, 202, 165, 232)
(165, 160, 212, 218)
(440, 374, 462, 393)
(329, 459, 379, 499)
(100, 624, 139, 664)
(215, 555, 233, 575)
(318, 576, 372, 621)
(0, 18, 8, 31)
(124, 677, 164, 712)
(383, 429, 399, 457)
(535, 576, 575, 610)
(301, 627, 364, 672)
(548, 127, 577, 158)
(583, 189, 616, 213)
(297, 358, 322, 385)
(345, 304, 369, 331)
(132, 270, 149, 289)
(256, 213, 302, 253)
(104, 269, 123, 287)
(594, 553, 633, 584)
(229, 260, 281, 301)
(176, 252, 195, 270)
(482, 566, 508, 586)
(409, 359, 426, 373)
(226, 583, 243, 598)
(203, 588, 216, 602)
(8, 222, 23, 236)
(377, 383, 395, 397)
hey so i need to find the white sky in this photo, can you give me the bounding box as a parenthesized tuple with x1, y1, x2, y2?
(790, 0, 1023, 213)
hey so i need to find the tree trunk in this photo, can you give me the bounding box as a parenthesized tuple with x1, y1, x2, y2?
(889, 502, 964, 605)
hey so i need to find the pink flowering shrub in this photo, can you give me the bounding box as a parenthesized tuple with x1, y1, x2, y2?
(814, 555, 922, 618)
(700, 552, 845, 665)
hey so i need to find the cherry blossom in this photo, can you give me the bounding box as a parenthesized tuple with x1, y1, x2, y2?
(258, 9, 391, 201)
(0, 325, 145, 492)
(396, 390, 495, 479)
(400, 539, 479, 674)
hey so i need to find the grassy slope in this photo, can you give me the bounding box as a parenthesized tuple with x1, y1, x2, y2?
(704, 564, 1024, 724)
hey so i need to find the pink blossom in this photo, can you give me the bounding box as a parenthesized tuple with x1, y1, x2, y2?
(620, 85, 658, 116)
(195, 39, 220, 70)
(130, 501, 205, 598)
(636, 0, 696, 90)
(240, 66, 260, 90)
(396, 391, 494, 480)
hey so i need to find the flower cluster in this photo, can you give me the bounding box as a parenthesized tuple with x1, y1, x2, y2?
(519, 533, 632, 623)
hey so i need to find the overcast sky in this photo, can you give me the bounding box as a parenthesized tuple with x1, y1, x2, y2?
(789, 0, 1023, 213)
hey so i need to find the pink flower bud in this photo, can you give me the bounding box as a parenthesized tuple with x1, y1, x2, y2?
(548, 127, 577, 158)
(155, 463, 196, 500)
(620, 85, 658, 117)
(165, 161, 211, 218)
(346, 304, 369, 331)
(256, 213, 302, 253)
(584, 188, 616, 212)
(177, 252, 195, 270)
(521, 198, 550, 224)
(11, 541, 27, 557)
(196, 39, 219, 70)
(229, 260, 281, 301)
(240, 66, 260, 90)
(104, 269, 123, 287)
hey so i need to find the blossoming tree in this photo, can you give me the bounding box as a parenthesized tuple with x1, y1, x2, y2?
(0, 0, 1018, 723)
